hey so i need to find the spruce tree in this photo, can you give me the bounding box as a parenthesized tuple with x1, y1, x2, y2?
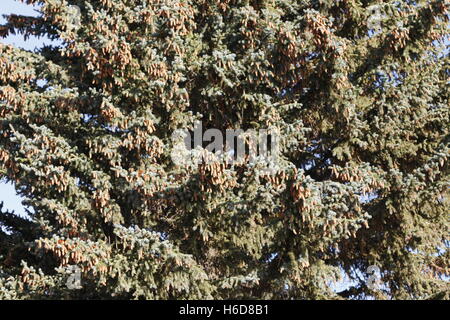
(0, 0, 448, 299)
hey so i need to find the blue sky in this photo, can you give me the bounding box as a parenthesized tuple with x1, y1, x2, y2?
(0, 0, 44, 50)
(0, 0, 43, 217)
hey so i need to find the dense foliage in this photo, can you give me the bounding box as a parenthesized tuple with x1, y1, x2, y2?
(0, 0, 449, 299)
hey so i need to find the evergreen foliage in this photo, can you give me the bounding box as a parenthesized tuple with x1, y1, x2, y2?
(0, 0, 448, 299)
